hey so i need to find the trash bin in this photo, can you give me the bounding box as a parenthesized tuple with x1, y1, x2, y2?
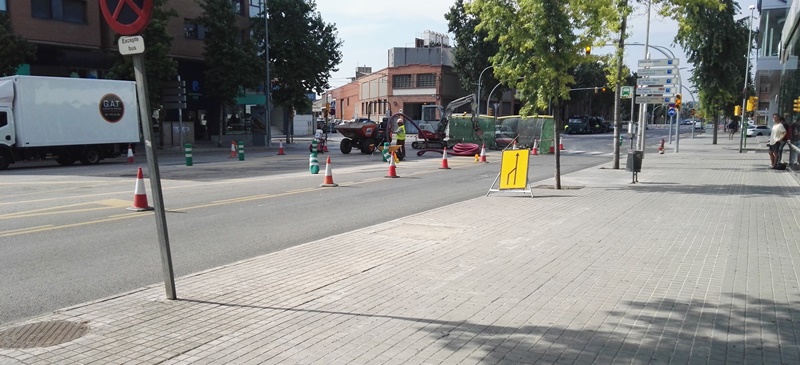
(626, 150, 643, 172)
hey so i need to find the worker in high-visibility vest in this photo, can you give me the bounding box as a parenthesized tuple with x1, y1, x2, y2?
(395, 118, 407, 159)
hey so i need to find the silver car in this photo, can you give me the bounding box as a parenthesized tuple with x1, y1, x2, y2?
(746, 125, 770, 137)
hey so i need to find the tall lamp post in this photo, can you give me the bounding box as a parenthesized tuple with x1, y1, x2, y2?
(477, 65, 494, 114)
(262, 0, 273, 147)
(739, 4, 756, 153)
(487, 83, 502, 116)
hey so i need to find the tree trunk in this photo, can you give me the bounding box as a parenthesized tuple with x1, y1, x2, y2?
(554, 100, 562, 189)
(612, 0, 628, 169)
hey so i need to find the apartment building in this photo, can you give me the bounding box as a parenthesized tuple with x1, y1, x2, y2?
(3, 0, 259, 145)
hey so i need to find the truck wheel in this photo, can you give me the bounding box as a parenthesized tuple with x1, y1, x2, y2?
(80, 147, 102, 165)
(360, 138, 375, 154)
(0, 151, 10, 170)
(411, 141, 420, 149)
(340, 138, 352, 154)
(56, 157, 75, 166)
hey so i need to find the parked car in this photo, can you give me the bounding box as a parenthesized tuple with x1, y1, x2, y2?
(746, 125, 770, 137)
(694, 121, 704, 130)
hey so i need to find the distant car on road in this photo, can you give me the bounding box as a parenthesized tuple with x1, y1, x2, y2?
(746, 125, 769, 137)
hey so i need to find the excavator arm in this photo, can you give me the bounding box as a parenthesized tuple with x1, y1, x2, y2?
(436, 94, 478, 135)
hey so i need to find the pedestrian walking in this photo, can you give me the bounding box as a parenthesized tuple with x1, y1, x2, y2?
(768, 114, 789, 168)
(727, 120, 737, 140)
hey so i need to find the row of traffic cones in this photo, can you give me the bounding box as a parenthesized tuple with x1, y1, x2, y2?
(125, 146, 462, 209)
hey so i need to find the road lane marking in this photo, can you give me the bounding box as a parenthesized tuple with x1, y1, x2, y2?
(0, 161, 471, 236)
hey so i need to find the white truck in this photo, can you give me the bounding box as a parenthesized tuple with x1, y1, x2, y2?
(0, 76, 140, 170)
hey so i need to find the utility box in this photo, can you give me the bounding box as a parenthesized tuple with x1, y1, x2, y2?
(626, 150, 643, 172)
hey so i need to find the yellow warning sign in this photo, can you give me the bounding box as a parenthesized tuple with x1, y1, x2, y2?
(499, 150, 530, 189)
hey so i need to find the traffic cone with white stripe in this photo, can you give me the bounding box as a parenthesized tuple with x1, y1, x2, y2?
(439, 147, 451, 169)
(479, 144, 488, 163)
(530, 139, 539, 155)
(320, 156, 338, 187)
(386, 152, 399, 178)
(126, 144, 135, 164)
(277, 140, 286, 155)
(559, 136, 565, 151)
(229, 140, 237, 158)
(127, 167, 153, 211)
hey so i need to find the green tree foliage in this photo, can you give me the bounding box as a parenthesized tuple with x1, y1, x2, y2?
(672, 0, 747, 121)
(196, 0, 262, 109)
(445, 0, 501, 101)
(0, 12, 36, 76)
(107, 0, 178, 109)
(250, 0, 343, 113)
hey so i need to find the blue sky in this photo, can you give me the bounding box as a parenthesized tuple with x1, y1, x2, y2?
(316, 0, 759, 102)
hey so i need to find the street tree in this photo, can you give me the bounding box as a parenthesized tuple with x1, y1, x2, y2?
(0, 12, 36, 76)
(107, 0, 178, 110)
(445, 0, 502, 108)
(672, 0, 748, 145)
(196, 0, 263, 141)
(469, 0, 615, 188)
(250, 0, 342, 139)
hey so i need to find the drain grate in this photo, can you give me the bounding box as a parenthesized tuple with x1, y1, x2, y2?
(0, 320, 89, 349)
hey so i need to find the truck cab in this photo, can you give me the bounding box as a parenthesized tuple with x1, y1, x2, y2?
(0, 108, 15, 170)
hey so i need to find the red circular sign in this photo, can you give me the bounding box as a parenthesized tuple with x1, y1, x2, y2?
(100, 0, 154, 36)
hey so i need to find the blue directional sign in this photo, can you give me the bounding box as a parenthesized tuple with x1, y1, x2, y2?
(668, 107, 677, 117)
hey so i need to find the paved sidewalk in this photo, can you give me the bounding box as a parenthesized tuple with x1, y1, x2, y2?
(2, 135, 799, 365)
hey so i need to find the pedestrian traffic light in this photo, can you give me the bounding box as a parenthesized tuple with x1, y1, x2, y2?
(675, 94, 682, 109)
(585, 46, 591, 56)
(734, 105, 741, 116)
(793, 97, 800, 112)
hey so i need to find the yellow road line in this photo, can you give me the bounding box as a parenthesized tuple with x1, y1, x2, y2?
(0, 163, 462, 237)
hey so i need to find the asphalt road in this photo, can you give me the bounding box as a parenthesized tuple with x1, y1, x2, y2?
(1, 145, 616, 324)
(0, 126, 715, 324)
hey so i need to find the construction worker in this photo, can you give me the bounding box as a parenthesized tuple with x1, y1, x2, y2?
(395, 118, 406, 159)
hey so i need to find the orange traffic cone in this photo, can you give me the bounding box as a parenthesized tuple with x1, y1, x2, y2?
(229, 140, 237, 158)
(277, 140, 286, 155)
(320, 156, 338, 187)
(439, 147, 451, 169)
(559, 136, 565, 151)
(126, 144, 135, 164)
(530, 139, 539, 155)
(386, 152, 399, 178)
(127, 167, 153, 211)
(479, 144, 488, 163)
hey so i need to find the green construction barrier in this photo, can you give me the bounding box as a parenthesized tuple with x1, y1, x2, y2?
(448, 114, 555, 152)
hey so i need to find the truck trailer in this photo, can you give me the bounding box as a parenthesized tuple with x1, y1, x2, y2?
(0, 76, 140, 170)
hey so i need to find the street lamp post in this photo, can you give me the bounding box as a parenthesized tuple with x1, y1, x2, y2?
(739, 5, 756, 153)
(487, 83, 503, 117)
(477, 66, 494, 114)
(262, 0, 272, 147)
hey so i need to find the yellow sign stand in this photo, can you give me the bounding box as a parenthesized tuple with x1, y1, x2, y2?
(486, 149, 532, 197)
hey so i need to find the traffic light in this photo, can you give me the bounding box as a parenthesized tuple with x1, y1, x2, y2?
(585, 46, 591, 56)
(734, 105, 741, 116)
(488, 107, 493, 116)
(675, 94, 682, 109)
(602, 87, 606, 92)
(746, 97, 754, 112)
(793, 97, 800, 112)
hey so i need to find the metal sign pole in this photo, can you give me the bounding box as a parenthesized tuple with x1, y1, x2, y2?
(133, 53, 176, 299)
(178, 75, 184, 151)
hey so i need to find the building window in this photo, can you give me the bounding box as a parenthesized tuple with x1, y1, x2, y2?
(31, 0, 53, 19)
(0, 0, 7, 12)
(416, 73, 436, 88)
(393, 74, 412, 89)
(231, 0, 243, 15)
(249, 0, 261, 17)
(62, 0, 87, 24)
(185, 19, 208, 40)
(31, 0, 86, 23)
